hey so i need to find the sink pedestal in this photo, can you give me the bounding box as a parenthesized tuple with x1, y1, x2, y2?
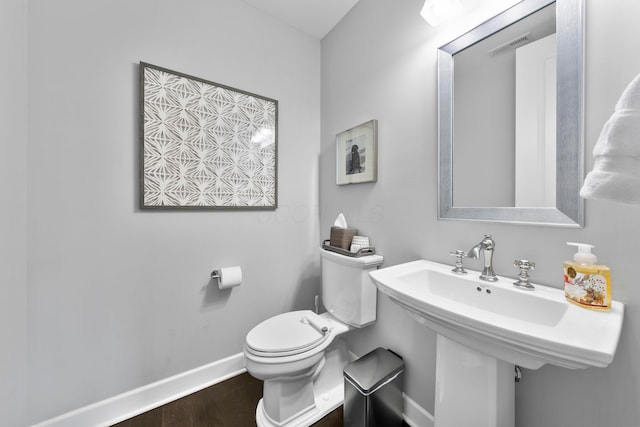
(435, 335, 514, 427)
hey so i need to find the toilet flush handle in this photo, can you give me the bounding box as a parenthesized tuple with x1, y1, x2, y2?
(301, 316, 329, 335)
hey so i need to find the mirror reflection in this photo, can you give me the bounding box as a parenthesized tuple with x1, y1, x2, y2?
(453, 3, 556, 208)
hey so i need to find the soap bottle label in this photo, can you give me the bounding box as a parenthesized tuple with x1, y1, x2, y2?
(564, 265, 610, 309)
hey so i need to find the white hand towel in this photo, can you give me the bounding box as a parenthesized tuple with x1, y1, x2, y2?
(592, 109, 640, 158)
(616, 73, 640, 110)
(580, 73, 640, 204)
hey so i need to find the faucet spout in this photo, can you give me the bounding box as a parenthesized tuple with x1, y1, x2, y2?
(466, 245, 481, 260)
(467, 234, 498, 282)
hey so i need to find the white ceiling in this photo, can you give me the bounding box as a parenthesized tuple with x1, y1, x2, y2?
(241, 0, 360, 39)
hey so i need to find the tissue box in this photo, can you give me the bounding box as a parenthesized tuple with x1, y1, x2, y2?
(330, 226, 357, 250)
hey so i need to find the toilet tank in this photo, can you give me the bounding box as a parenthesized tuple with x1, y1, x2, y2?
(320, 248, 384, 327)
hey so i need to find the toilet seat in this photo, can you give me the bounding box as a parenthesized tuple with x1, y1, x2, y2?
(246, 310, 331, 358)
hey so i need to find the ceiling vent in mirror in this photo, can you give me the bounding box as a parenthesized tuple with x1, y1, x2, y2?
(488, 32, 532, 56)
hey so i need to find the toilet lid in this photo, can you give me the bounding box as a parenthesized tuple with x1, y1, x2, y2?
(246, 310, 331, 356)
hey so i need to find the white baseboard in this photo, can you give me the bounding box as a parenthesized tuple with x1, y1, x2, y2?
(31, 353, 246, 427)
(31, 351, 434, 427)
(403, 393, 435, 427)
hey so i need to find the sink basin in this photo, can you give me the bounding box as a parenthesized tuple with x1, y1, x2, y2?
(370, 259, 624, 370)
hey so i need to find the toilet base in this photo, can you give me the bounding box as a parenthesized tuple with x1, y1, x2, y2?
(255, 337, 351, 427)
(255, 381, 343, 427)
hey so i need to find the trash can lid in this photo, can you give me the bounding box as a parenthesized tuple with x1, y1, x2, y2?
(344, 347, 404, 394)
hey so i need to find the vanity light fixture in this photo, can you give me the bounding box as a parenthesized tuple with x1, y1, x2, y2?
(580, 73, 640, 205)
(420, 0, 463, 26)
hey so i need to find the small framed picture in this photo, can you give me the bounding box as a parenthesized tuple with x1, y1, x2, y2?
(336, 119, 378, 185)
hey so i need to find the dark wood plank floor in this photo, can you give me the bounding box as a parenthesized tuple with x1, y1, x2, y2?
(112, 373, 345, 427)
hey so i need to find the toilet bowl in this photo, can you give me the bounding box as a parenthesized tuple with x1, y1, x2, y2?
(244, 311, 336, 378)
(244, 310, 351, 427)
(244, 249, 384, 427)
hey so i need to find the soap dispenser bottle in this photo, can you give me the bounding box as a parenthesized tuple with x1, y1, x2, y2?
(563, 242, 611, 311)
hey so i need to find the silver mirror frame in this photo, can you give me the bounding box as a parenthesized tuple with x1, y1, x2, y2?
(437, 0, 584, 227)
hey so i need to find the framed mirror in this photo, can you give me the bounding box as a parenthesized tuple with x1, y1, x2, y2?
(437, 0, 584, 227)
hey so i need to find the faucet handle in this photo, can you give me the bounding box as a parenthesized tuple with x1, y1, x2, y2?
(513, 259, 535, 290)
(449, 250, 468, 274)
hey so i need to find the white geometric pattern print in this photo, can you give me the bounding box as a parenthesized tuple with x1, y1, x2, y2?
(140, 62, 277, 208)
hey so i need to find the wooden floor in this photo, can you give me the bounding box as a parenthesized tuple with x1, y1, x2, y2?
(112, 373, 344, 427)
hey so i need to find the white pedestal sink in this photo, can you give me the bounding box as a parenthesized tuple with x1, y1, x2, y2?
(369, 260, 624, 427)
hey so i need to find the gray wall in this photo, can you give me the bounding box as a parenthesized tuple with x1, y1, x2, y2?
(25, 0, 320, 423)
(0, 0, 28, 426)
(321, 0, 640, 426)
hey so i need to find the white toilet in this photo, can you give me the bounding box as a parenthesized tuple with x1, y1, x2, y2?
(244, 248, 384, 427)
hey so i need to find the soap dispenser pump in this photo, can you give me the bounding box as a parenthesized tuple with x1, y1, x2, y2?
(564, 242, 611, 310)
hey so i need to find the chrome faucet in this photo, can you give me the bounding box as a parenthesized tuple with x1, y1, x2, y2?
(467, 234, 498, 282)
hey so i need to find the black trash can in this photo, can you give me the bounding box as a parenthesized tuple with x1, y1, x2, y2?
(343, 347, 404, 427)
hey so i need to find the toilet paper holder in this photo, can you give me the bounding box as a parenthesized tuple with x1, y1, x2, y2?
(209, 266, 243, 289)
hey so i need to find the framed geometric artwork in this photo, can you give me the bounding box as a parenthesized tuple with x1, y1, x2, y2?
(336, 119, 378, 185)
(139, 62, 278, 209)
